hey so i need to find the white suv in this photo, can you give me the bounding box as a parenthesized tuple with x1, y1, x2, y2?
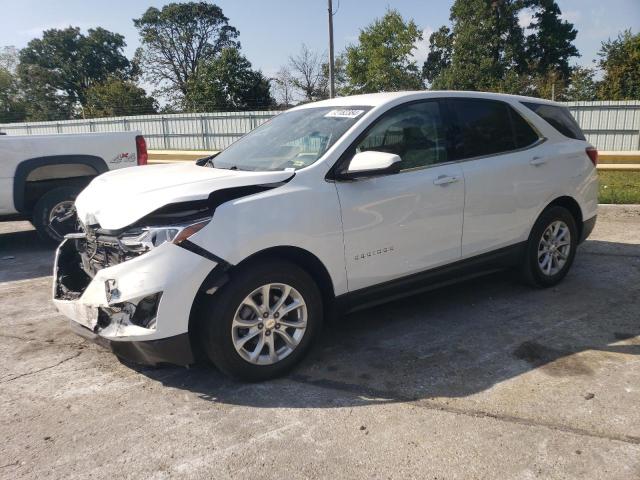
(53, 91, 598, 380)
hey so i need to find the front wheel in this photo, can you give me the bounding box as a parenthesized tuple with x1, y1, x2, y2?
(522, 206, 578, 288)
(200, 259, 323, 381)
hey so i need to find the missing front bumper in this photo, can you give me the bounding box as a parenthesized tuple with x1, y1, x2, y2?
(70, 321, 194, 366)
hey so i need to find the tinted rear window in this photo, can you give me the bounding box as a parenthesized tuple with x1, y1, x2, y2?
(449, 99, 515, 159)
(522, 102, 585, 140)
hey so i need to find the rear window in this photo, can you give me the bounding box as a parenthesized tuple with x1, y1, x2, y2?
(522, 102, 585, 140)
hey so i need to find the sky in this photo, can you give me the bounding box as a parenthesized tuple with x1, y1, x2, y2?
(0, 0, 638, 80)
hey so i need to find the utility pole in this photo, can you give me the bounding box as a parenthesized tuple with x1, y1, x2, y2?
(328, 0, 336, 98)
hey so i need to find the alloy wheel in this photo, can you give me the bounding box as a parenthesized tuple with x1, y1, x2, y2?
(231, 283, 307, 365)
(537, 220, 571, 276)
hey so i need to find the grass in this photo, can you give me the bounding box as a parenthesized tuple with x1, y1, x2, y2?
(598, 170, 640, 204)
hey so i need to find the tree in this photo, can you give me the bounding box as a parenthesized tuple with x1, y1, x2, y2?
(288, 44, 326, 102)
(0, 70, 26, 124)
(565, 67, 597, 101)
(0, 46, 19, 73)
(0, 46, 26, 123)
(184, 48, 274, 111)
(319, 55, 348, 98)
(84, 78, 158, 118)
(134, 2, 239, 102)
(344, 9, 423, 93)
(422, 26, 453, 86)
(18, 26, 132, 113)
(525, 0, 579, 79)
(272, 66, 296, 107)
(425, 0, 527, 92)
(597, 30, 640, 100)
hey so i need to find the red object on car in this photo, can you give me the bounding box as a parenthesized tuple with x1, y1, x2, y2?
(136, 135, 148, 165)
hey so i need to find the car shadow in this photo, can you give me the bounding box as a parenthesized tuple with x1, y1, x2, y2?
(132, 239, 640, 408)
(0, 223, 56, 283)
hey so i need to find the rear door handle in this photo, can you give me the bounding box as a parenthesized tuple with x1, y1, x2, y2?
(529, 156, 547, 166)
(433, 175, 459, 186)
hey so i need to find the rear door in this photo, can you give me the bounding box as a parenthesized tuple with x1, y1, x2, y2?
(335, 100, 465, 292)
(447, 98, 547, 257)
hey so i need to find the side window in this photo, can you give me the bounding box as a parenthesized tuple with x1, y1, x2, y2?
(510, 107, 540, 148)
(522, 102, 586, 140)
(449, 99, 515, 159)
(355, 101, 448, 170)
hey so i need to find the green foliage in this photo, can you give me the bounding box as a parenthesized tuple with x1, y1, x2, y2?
(424, 0, 579, 97)
(597, 30, 640, 100)
(17, 27, 131, 120)
(344, 9, 423, 93)
(427, 0, 527, 92)
(185, 48, 274, 111)
(422, 26, 453, 85)
(598, 171, 640, 204)
(0, 47, 26, 123)
(320, 55, 348, 98)
(134, 2, 239, 100)
(525, 0, 579, 79)
(84, 78, 158, 117)
(565, 67, 597, 101)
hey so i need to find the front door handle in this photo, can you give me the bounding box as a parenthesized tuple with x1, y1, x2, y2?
(529, 156, 547, 166)
(433, 175, 460, 186)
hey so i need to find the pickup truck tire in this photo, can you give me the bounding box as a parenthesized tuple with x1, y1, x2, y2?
(200, 259, 323, 381)
(32, 186, 81, 244)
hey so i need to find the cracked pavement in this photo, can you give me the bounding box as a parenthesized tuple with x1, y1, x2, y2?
(1, 205, 639, 479)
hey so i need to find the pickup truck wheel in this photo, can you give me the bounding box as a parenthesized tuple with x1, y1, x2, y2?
(32, 186, 81, 244)
(522, 206, 578, 288)
(200, 259, 322, 381)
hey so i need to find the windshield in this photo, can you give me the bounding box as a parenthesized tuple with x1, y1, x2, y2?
(210, 106, 371, 171)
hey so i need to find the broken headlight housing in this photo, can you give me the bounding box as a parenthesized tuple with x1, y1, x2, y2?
(119, 218, 211, 253)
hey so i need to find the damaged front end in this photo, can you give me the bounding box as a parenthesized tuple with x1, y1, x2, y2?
(54, 232, 165, 336)
(52, 204, 220, 366)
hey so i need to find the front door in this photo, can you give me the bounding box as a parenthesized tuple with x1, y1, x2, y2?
(334, 100, 465, 292)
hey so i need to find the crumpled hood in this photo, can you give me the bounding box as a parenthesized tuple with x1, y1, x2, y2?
(75, 163, 293, 230)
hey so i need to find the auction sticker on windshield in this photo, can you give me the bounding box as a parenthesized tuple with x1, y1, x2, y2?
(324, 109, 365, 119)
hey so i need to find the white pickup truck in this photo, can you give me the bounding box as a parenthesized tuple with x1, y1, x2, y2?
(0, 131, 147, 242)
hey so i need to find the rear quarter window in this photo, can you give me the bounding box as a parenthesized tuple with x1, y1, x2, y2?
(509, 107, 540, 148)
(522, 102, 586, 141)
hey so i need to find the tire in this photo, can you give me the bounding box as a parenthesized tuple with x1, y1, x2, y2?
(32, 186, 82, 244)
(200, 259, 323, 381)
(521, 206, 578, 288)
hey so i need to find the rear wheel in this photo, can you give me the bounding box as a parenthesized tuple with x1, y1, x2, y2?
(522, 206, 578, 287)
(32, 186, 81, 244)
(200, 259, 323, 381)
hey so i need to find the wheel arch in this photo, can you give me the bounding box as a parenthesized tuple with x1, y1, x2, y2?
(544, 195, 584, 240)
(234, 246, 336, 304)
(13, 155, 108, 213)
(188, 245, 337, 358)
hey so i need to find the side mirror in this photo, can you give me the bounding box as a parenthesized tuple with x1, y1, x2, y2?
(338, 151, 402, 180)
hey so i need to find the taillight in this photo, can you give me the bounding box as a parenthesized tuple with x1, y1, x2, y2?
(586, 147, 598, 166)
(136, 135, 148, 166)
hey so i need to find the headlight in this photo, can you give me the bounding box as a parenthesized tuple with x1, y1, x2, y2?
(119, 218, 210, 253)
